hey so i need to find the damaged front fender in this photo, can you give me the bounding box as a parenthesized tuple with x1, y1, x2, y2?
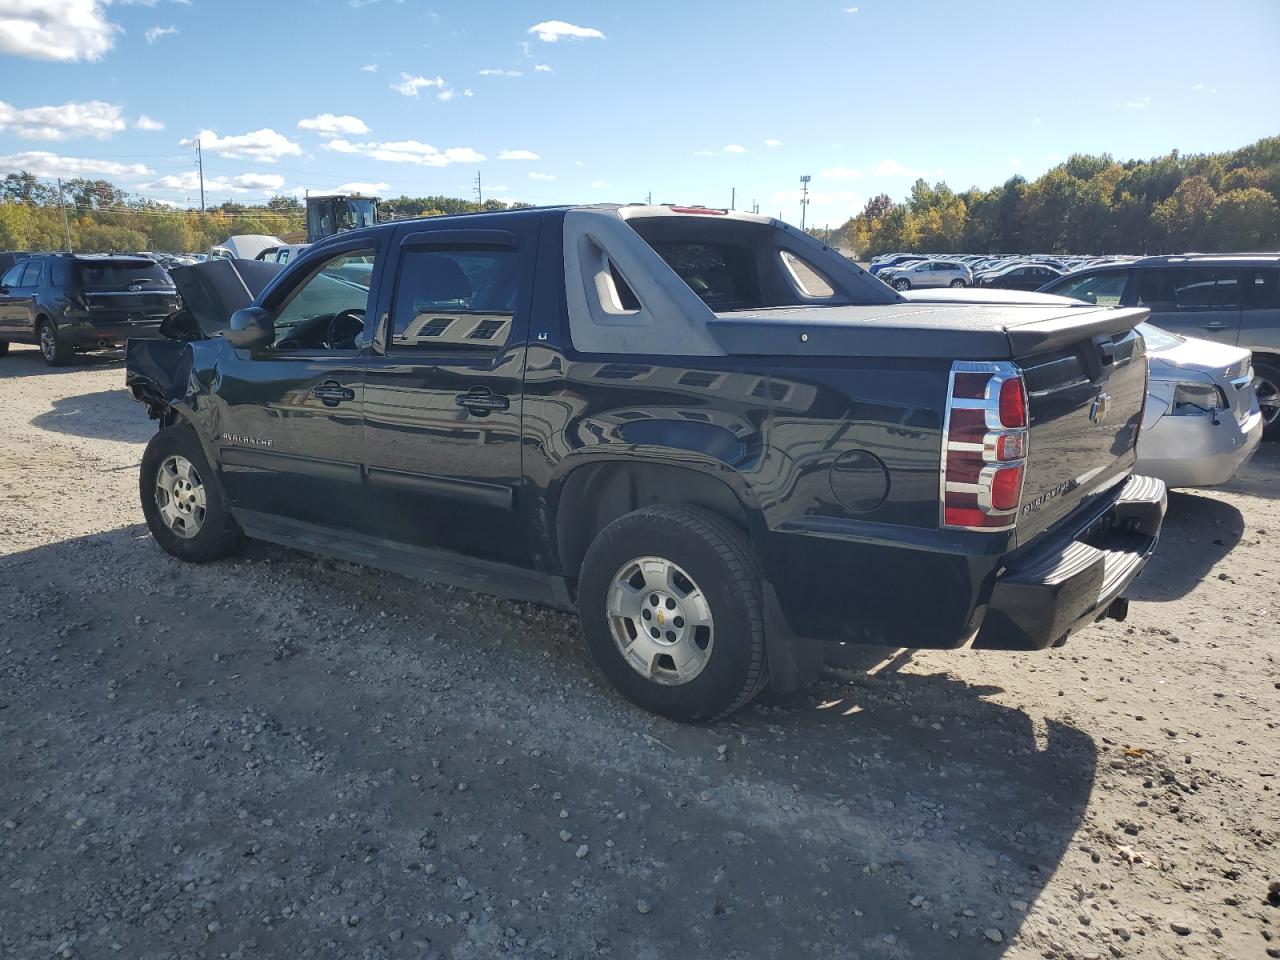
(125, 338, 218, 424)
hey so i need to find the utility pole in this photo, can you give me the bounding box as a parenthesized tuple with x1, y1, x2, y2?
(799, 174, 811, 231)
(730, 187, 735, 211)
(196, 138, 205, 211)
(752, 198, 759, 214)
(474, 171, 483, 206)
(646, 191, 652, 205)
(56, 178, 72, 251)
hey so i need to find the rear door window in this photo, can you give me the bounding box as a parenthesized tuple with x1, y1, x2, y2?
(1243, 268, 1280, 309)
(1137, 268, 1240, 310)
(19, 260, 43, 286)
(389, 248, 519, 349)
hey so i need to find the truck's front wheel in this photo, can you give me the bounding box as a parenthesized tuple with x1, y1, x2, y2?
(578, 506, 769, 722)
(140, 424, 244, 563)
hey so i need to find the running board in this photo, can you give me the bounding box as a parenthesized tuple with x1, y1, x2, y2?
(234, 509, 575, 612)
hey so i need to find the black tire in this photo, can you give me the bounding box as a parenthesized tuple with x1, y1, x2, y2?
(892, 278, 910, 291)
(0, 340, 9, 356)
(577, 505, 769, 722)
(37, 317, 72, 366)
(139, 423, 244, 562)
(1253, 357, 1280, 440)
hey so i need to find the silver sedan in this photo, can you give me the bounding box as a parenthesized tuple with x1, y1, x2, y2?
(1136, 323, 1263, 488)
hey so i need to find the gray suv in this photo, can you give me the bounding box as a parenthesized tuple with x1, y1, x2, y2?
(879, 258, 972, 291)
(1040, 254, 1280, 436)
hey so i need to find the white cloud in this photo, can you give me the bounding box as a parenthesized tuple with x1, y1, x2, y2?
(870, 159, 927, 177)
(298, 113, 369, 135)
(1010, 157, 1023, 169)
(391, 73, 446, 97)
(139, 171, 285, 195)
(1192, 83, 1204, 91)
(1032, 116, 1042, 124)
(0, 0, 119, 62)
(1114, 96, 1150, 109)
(0, 150, 150, 179)
(360, 63, 377, 72)
(528, 171, 556, 181)
(325, 138, 484, 167)
(144, 25, 177, 44)
(721, 144, 749, 154)
(820, 165, 863, 179)
(0, 99, 126, 141)
(331, 180, 389, 195)
(135, 114, 164, 131)
(534, 63, 552, 73)
(437, 88, 456, 102)
(463, 88, 474, 97)
(763, 138, 781, 147)
(843, 5, 859, 11)
(692, 149, 715, 157)
(527, 20, 604, 42)
(497, 149, 540, 161)
(478, 68, 522, 77)
(589, 180, 606, 189)
(180, 128, 302, 163)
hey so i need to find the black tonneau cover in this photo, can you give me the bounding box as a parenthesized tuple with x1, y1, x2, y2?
(708, 303, 1148, 359)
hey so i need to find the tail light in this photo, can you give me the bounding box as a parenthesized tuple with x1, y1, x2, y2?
(941, 361, 1028, 531)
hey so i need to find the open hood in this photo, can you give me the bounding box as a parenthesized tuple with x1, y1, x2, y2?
(162, 258, 282, 339)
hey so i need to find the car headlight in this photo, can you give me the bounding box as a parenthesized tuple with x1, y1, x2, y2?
(1171, 382, 1227, 414)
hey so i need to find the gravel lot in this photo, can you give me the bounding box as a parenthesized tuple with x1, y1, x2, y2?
(2, 343, 1278, 960)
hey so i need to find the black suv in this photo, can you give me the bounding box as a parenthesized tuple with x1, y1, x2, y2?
(0, 254, 179, 365)
(1039, 254, 1280, 435)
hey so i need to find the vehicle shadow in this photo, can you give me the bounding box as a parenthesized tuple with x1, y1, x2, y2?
(1218, 441, 1280, 500)
(0, 525, 1095, 960)
(0, 342, 124, 378)
(1125, 490, 1245, 601)
(29, 389, 152, 444)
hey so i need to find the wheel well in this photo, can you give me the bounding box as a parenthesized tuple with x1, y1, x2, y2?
(555, 461, 751, 580)
(33, 313, 50, 333)
(1252, 351, 1280, 373)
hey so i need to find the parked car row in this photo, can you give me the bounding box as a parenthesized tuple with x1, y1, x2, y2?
(1035, 253, 1280, 438)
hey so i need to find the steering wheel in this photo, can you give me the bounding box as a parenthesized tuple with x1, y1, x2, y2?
(324, 308, 365, 349)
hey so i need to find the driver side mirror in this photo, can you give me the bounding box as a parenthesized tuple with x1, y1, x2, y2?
(225, 306, 274, 349)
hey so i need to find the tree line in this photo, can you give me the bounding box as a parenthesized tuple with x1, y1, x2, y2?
(838, 135, 1279, 258)
(0, 174, 533, 255)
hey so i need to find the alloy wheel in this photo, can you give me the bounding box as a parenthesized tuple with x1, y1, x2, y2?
(606, 556, 714, 685)
(39, 323, 56, 362)
(155, 454, 207, 539)
(1256, 373, 1280, 427)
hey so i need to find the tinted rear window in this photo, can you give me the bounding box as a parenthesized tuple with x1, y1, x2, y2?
(648, 242, 760, 309)
(74, 260, 172, 289)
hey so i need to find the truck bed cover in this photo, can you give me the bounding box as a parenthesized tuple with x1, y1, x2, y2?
(708, 303, 1149, 359)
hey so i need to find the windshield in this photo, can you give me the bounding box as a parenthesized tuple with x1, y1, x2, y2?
(339, 199, 377, 230)
(74, 260, 172, 290)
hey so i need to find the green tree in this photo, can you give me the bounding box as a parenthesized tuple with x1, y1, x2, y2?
(1207, 188, 1278, 250)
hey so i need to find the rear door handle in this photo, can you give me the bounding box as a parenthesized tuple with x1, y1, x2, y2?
(312, 380, 356, 407)
(454, 386, 510, 417)
(1202, 322, 1231, 330)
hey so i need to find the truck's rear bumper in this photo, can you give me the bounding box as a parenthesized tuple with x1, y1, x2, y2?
(973, 474, 1166, 650)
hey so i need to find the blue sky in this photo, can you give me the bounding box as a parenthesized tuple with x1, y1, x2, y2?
(1, 0, 1277, 226)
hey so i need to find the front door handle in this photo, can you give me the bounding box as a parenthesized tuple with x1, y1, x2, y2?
(1201, 321, 1231, 330)
(454, 386, 510, 417)
(313, 380, 355, 407)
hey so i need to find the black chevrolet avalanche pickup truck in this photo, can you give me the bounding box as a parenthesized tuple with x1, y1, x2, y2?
(125, 204, 1167, 721)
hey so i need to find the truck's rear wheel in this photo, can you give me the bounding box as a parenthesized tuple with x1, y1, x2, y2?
(578, 506, 768, 722)
(140, 424, 244, 562)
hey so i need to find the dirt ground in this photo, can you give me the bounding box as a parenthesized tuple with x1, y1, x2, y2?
(1, 343, 1277, 960)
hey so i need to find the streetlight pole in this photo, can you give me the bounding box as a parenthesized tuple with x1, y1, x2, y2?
(799, 175, 811, 231)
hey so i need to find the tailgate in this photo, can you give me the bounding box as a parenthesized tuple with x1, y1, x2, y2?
(1015, 319, 1148, 543)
